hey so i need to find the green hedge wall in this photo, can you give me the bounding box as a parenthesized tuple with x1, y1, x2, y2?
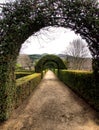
(15, 71, 34, 79)
(15, 73, 41, 108)
(55, 70, 99, 111)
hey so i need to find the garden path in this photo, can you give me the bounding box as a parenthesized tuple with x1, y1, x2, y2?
(0, 70, 99, 130)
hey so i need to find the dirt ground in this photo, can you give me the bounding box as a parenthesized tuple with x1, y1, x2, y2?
(0, 70, 99, 130)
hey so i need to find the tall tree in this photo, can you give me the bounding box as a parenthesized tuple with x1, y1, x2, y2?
(65, 38, 91, 70)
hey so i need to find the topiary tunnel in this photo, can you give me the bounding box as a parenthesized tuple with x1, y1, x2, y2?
(0, 0, 99, 121)
(43, 61, 58, 70)
(35, 55, 66, 73)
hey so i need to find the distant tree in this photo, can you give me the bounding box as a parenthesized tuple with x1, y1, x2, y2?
(17, 54, 33, 71)
(64, 38, 90, 70)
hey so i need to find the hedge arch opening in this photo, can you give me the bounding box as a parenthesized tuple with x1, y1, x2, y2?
(42, 60, 60, 78)
(41, 60, 60, 78)
(35, 54, 66, 78)
(35, 54, 66, 72)
(0, 0, 99, 121)
(43, 61, 60, 73)
(43, 61, 58, 70)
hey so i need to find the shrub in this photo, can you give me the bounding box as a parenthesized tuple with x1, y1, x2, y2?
(15, 73, 41, 108)
(56, 69, 99, 111)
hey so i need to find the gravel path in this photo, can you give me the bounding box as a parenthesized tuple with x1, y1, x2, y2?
(0, 70, 99, 130)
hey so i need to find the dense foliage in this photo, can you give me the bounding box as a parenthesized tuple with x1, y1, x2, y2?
(0, 0, 99, 121)
(55, 70, 99, 111)
(35, 54, 66, 72)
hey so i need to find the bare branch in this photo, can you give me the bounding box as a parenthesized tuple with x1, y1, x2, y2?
(64, 38, 91, 70)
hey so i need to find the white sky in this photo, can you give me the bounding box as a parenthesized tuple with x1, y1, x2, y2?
(20, 27, 82, 55)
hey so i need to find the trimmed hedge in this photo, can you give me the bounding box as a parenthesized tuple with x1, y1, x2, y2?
(15, 73, 41, 108)
(15, 71, 33, 79)
(55, 69, 99, 111)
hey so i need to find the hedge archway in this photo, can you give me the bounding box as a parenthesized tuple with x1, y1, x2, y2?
(43, 61, 58, 70)
(0, 0, 99, 121)
(35, 54, 66, 72)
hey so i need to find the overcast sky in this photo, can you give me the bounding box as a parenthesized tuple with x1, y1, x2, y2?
(20, 27, 82, 55)
(0, 0, 92, 56)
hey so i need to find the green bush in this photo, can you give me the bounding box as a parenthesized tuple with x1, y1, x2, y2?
(56, 70, 99, 111)
(15, 73, 41, 108)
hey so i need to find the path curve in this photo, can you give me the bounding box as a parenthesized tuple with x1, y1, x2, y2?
(0, 70, 99, 130)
